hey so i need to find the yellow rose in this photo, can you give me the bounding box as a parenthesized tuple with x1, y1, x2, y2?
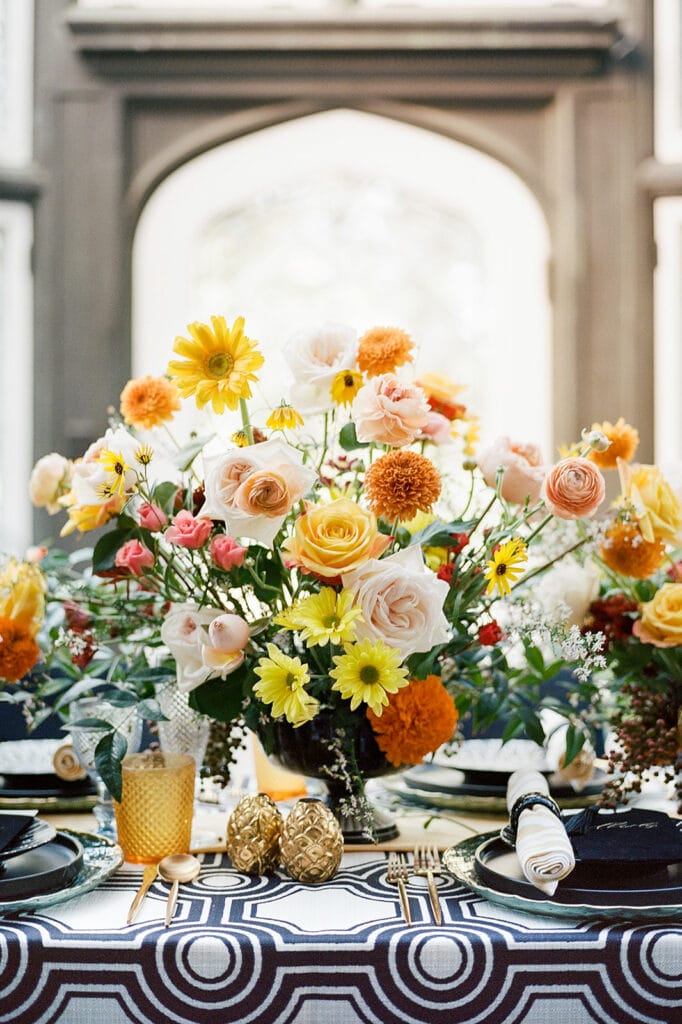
(633, 583, 682, 647)
(281, 498, 391, 579)
(0, 559, 47, 637)
(618, 459, 682, 545)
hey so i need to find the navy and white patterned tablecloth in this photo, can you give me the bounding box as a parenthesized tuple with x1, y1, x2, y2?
(0, 850, 680, 1024)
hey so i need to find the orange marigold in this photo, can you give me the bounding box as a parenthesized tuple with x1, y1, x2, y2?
(357, 326, 414, 377)
(600, 521, 666, 579)
(120, 375, 181, 430)
(367, 675, 458, 767)
(588, 418, 639, 470)
(0, 616, 40, 682)
(365, 450, 441, 522)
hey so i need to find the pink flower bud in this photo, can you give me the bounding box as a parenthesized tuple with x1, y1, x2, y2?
(165, 510, 212, 548)
(208, 614, 250, 653)
(209, 534, 247, 570)
(138, 502, 168, 531)
(114, 539, 155, 576)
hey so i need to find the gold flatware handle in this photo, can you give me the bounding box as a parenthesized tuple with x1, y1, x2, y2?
(165, 879, 180, 928)
(426, 871, 442, 926)
(396, 878, 412, 926)
(127, 863, 158, 925)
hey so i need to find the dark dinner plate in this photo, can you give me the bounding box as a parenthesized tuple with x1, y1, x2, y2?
(474, 835, 682, 907)
(0, 832, 84, 900)
(0, 774, 96, 799)
(401, 762, 606, 801)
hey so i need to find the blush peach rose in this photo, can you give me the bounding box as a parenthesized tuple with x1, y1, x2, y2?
(632, 583, 682, 647)
(541, 457, 605, 520)
(281, 498, 391, 580)
(352, 374, 429, 447)
(478, 436, 547, 506)
(234, 467, 304, 519)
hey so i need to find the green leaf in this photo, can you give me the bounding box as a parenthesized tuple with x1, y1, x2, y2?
(563, 724, 586, 765)
(174, 434, 215, 472)
(68, 716, 112, 730)
(94, 730, 128, 801)
(338, 422, 369, 451)
(188, 666, 248, 722)
(405, 645, 447, 680)
(518, 708, 546, 746)
(408, 519, 477, 550)
(96, 690, 138, 707)
(152, 480, 181, 513)
(135, 698, 169, 722)
(92, 528, 139, 574)
(524, 645, 546, 675)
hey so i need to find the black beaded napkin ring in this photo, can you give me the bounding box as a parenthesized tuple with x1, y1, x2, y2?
(500, 792, 563, 847)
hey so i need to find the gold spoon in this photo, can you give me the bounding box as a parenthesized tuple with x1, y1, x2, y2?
(158, 853, 201, 927)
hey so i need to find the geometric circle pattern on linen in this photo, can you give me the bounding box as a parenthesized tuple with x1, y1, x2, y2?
(0, 853, 679, 1024)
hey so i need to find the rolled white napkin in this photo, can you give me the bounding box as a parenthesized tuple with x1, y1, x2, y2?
(506, 768, 575, 895)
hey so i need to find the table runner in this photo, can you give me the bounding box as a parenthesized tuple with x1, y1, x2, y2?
(0, 851, 680, 1024)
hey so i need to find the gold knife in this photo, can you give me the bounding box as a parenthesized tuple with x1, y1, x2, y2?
(127, 863, 159, 925)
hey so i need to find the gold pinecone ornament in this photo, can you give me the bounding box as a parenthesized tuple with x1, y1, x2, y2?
(226, 793, 283, 874)
(280, 798, 344, 883)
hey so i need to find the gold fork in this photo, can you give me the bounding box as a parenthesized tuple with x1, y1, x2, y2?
(413, 844, 442, 925)
(386, 852, 412, 926)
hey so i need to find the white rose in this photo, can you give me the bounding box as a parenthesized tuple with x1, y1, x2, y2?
(342, 545, 450, 659)
(284, 323, 357, 413)
(161, 603, 244, 693)
(201, 437, 317, 548)
(29, 453, 72, 513)
(533, 557, 600, 627)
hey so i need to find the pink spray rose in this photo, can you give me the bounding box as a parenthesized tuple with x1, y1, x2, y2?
(210, 535, 247, 570)
(542, 457, 606, 520)
(165, 510, 212, 548)
(114, 539, 155, 576)
(478, 436, 547, 505)
(351, 374, 429, 447)
(138, 502, 168, 531)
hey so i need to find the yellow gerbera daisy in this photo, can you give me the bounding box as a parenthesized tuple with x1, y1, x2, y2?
(330, 369, 363, 406)
(266, 403, 304, 431)
(275, 588, 363, 647)
(97, 449, 132, 498)
(484, 538, 528, 597)
(167, 315, 265, 414)
(253, 643, 319, 727)
(329, 638, 410, 717)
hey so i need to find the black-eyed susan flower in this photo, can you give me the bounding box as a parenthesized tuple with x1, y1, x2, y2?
(266, 402, 304, 431)
(167, 315, 264, 414)
(330, 369, 363, 406)
(484, 538, 528, 597)
(97, 448, 132, 498)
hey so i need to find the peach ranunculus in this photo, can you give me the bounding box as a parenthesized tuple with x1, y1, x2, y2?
(478, 436, 547, 506)
(201, 437, 318, 548)
(114, 539, 155, 576)
(351, 374, 429, 447)
(29, 453, 72, 513)
(165, 510, 212, 549)
(541, 457, 605, 520)
(281, 498, 391, 580)
(342, 545, 450, 660)
(632, 583, 682, 647)
(617, 458, 682, 546)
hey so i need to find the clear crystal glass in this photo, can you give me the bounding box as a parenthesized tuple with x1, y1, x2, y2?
(156, 681, 210, 772)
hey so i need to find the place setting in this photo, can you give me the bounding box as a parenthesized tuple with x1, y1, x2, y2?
(443, 768, 682, 922)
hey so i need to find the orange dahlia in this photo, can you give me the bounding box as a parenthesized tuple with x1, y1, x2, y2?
(364, 450, 441, 522)
(588, 418, 639, 470)
(357, 326, 414, 377)
(367, 675, 458, 767)
(600, 521, 666, 579)
(0, 616, 41, 682)
(120, 375, 181, 430)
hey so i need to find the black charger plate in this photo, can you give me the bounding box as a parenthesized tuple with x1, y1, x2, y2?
(0, 833, 84, 900)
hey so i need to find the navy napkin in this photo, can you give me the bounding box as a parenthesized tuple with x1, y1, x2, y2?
(564, 807, 682, 866)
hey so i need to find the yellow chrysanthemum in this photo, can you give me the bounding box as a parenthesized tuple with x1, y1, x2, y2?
(330, 369, 364, 406)
(119, 375, 181, 430)
(329, 638, 410, 717)
(275, 588, 363, 647)
(253, 643, 319, 727)
(484, 538, 528, 597)
(97, 448, 132, 498)
(266, 403, 304, 431)
(167, 315, 265, 414)
(0, 559, 46, 637)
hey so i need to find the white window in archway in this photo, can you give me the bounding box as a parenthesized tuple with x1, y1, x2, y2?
(133, 109, 551, 453)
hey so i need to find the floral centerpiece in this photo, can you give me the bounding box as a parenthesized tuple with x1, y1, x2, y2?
(1, 315, 614, 836)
